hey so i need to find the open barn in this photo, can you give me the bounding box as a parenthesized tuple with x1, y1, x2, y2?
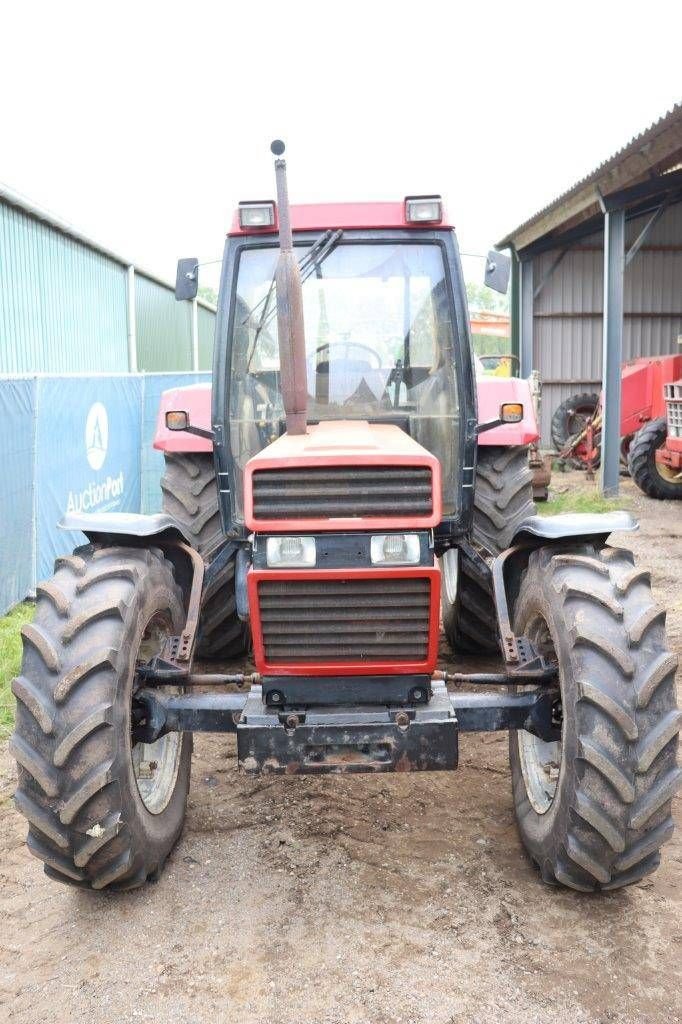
(499, 104, 682, 492)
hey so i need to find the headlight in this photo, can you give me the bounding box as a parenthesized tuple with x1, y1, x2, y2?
(404, 196, 443, 223)
(238, 201, 276, 228)
(370, 534, 421, 565)
(266, 536, 316, 568)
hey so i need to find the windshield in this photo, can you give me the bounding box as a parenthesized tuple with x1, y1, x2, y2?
(228, 240, 461, 518)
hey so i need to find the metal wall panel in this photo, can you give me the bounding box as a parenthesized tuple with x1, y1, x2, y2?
(135, 273, 193, 371)
(197, 304, 216, 370)
(0, 201, 129, 373)
(532, 201, 682, 444)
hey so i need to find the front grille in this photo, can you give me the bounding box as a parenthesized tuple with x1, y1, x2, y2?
(251, 466, 432, 520)
(665, 381, 682, 438)
(258, 576, 431, 663)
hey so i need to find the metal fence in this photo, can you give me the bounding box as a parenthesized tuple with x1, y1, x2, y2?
(0, 371, 210, 615)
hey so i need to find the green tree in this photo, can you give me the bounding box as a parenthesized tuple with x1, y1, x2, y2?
(198, 285, 218, 306)
(465, 280, 509, 314)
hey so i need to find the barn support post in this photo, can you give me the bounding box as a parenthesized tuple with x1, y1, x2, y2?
(510, 248, 520, 365)
(599, 207, 625, 496)
(519, 258, 534, 377)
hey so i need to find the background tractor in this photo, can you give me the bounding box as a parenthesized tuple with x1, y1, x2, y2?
(627, 375, 682, 499)
(551, 353, 682, 490)
(11, 143, 680, 895)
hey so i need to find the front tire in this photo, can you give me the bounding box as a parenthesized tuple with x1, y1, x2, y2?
(441, 446, 535, 654)
(11, 545, 192, 890)
(628, 418, 682, 500)
(510, 544, 680, 891)
(161, 452, 248, 660)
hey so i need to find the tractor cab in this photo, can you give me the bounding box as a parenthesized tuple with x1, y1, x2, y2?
(212, 198, 478, 540)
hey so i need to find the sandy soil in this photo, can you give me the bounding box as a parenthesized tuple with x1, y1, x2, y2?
(1, 473, 680, 1024)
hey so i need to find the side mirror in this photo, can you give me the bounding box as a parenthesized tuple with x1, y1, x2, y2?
(483, 250, 511, 294)
(175, 258, 199, 301)
(165, 410, 214, 441)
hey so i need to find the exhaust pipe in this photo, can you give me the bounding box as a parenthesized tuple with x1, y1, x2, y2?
(271, 140, 307, 435)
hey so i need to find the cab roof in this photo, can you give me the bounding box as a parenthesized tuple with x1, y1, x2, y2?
(228, 201, 453, 236)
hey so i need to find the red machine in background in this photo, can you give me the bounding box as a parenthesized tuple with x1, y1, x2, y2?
(551, 354, 682, 498)
(628, 374, 682, 499)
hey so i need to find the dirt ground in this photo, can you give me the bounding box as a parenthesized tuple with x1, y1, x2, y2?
(1, 473, 681, 1024)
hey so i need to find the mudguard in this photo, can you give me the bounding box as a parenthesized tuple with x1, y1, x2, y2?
(476, 376, 539, 447)
(511, 511, 638, 545)
(153, 383, 213, 453)
(60, 511, 193, 545)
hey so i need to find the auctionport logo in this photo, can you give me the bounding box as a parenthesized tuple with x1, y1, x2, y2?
(65, 401, 125, 514)
(85, 402, 109, 471)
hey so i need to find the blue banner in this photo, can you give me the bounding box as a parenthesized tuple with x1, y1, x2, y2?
(0, 371, 211, 613)
(0, 377, 37, 614)
(35, 376, 143, 579)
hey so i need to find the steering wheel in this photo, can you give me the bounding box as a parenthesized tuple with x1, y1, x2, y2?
(314, 341, 383, 368)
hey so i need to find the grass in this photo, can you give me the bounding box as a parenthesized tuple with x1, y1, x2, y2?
(539, 490, 628, 516)
(0, 602, 34, 739)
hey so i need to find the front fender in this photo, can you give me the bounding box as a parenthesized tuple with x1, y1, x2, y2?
(153, 383, 213, 453)
(511, 511, 638, 545)
(476, 376, 539, 447)
(60, 512, 193, 545)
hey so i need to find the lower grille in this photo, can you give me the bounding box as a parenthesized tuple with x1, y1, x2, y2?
(258, 576, 432, 664)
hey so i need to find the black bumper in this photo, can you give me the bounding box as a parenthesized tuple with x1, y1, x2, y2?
(134, 680, 558, 776)
(239, 682, 457, 774)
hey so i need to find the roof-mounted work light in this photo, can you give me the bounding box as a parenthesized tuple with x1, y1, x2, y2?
(405, 195, 443, 224)
(238, 200, 276, 229)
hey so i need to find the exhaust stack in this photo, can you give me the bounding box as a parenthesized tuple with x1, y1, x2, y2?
(271, 140, 307, 435)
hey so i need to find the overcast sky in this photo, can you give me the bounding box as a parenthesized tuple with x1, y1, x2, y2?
(2, 1, 681, 291)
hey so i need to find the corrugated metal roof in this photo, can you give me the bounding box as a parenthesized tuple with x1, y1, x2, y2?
(498, 102, 682, 250)
(0, 180, 217, 313)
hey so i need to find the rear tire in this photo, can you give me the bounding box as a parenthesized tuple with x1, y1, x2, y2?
(627, 418, 682, 500)
(441, 446, 535, 654)
(11, 546, 192, 891)
(161, 452, 248, 660)
(510, 544, 680, 891)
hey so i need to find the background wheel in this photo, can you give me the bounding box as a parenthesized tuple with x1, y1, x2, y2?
(161, 452, 248, 659)
(510, 544, 680, 891)
(551, 392, 600, 468)
(627, 418, 682, 500)
(11, 546, 192, 891)
(441, 446, 535, 654)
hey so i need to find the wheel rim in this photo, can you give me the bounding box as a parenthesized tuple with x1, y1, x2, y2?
(442, 548, 458, 606)
(655, 460, 682, 485)
(517, 615, 562, 815)
(131, 614, 182, 815)
(567, 408, 593, 436)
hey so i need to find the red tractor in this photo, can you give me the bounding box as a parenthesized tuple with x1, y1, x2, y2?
(628, 375, 682, 499)
(552, 354, 682, 498)
(11, 143, 679, 895)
